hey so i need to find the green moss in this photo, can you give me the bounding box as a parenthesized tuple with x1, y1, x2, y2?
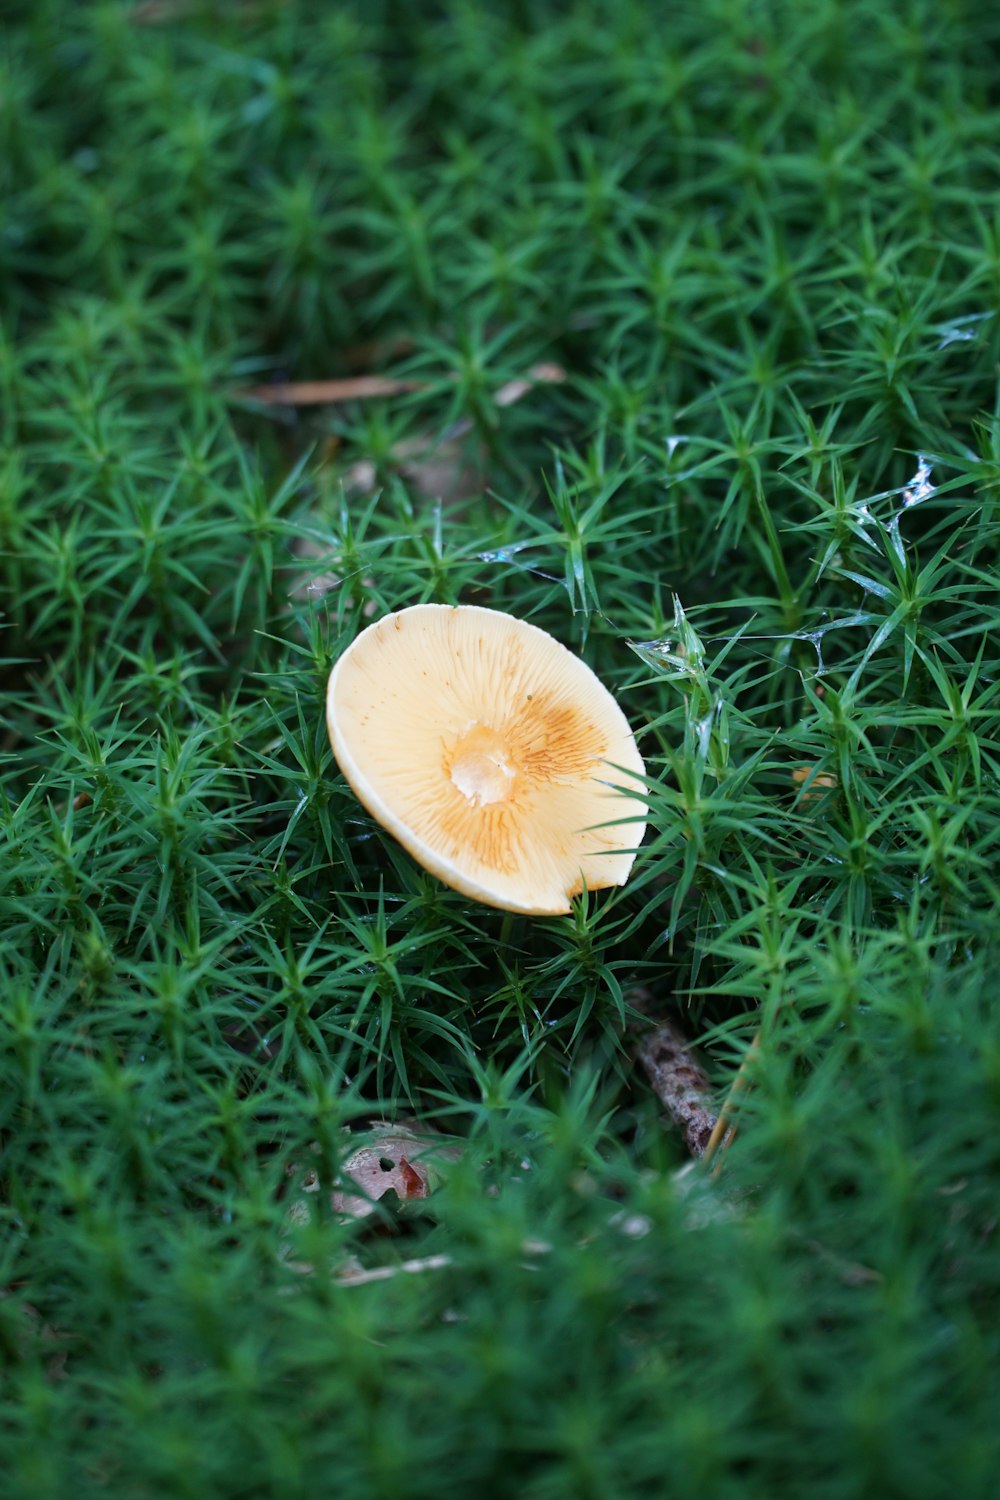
(1, 2, 998, 1496)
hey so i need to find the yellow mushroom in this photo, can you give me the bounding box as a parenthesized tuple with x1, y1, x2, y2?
(326, 604, 647, 915)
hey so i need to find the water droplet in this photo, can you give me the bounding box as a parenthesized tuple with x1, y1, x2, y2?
(901, 454, 935, 509)
(887, 454, 936, 563)
(934, 311, 991, 350)
(477, 541, 535, 565)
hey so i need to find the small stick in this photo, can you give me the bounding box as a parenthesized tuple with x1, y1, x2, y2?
(336, 1253, 454, 1287)
(237, 375, 424, 405)
(234, 363, 565, 408)
(702, 1028, 761, 1172)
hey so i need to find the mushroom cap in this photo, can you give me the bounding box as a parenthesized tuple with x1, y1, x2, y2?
(326, 604, 646, 916)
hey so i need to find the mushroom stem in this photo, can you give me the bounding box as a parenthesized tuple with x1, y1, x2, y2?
(499, 911, 520, 949)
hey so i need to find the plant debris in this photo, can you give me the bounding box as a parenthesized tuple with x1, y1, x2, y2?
(636, 1017, 720, 1158)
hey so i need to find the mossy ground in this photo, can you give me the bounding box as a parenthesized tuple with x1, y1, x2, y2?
(2, 3, 999, 1496)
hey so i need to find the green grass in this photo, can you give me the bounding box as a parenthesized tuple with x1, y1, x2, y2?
(2, 1, 1000, 1495)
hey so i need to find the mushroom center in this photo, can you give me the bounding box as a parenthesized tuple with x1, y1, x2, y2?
(448, 724, 517, 806)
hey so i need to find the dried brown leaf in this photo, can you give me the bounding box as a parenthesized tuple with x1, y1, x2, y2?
(637, 1019, 720, 1158)
(285, 1122, 462, 1229)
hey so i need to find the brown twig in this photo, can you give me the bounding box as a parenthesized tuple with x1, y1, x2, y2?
(236, 375, 425, 405)
(131, 0, 289, 23)
(233, 362, 565, 408)
(702, 1029, 761, 1173)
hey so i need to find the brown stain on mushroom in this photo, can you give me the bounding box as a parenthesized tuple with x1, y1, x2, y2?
(508, 693, 605, 783)
(434, 694, 606, 873)
(435, 796, 520, 874)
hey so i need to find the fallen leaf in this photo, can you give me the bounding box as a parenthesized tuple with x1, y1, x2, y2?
(285, 1121, 462, 1230)
(791, 765, 838, 802)
(636, 1017, 719, 1158)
